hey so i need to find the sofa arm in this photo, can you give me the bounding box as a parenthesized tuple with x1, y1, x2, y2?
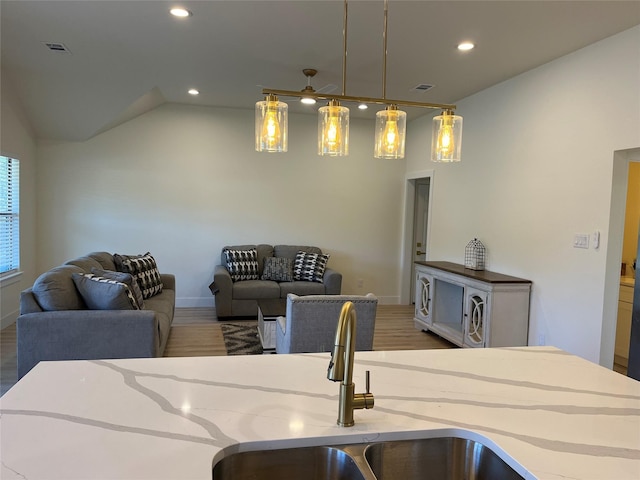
(17, 310, 158, 379)
(323, 268, 342, 295)
(161, 273, 176, 291)
(213, 265, 233, 317)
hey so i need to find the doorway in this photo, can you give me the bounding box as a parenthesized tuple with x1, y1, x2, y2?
(401, 170, 434, 305)
(410, 179, 430, 301)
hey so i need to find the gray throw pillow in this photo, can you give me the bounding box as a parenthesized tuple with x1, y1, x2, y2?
(71, 273, 140, 310)
(32, 265, 86, 311)
(91, 267, 145, 309)
(261, 257, 293, 282)
(293, 251, 330, 283)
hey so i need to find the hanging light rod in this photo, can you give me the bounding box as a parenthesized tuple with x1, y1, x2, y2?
(260, 88, 456, 111)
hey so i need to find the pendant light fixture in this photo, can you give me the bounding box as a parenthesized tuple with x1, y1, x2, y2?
(318, 99, 349, 156)
(317, 0, 350, 156)
(374, 0, 405, 159)
(255, 94, 287, 153)
(256, 0, 463, 162)
(431, 109, 463, 162)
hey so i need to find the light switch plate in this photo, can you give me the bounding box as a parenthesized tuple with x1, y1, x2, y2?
(574, 233, 589, 249)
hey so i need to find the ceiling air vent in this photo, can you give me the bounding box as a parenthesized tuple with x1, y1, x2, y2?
(411, 83, 434, 93)
(43, 42, 71, 54)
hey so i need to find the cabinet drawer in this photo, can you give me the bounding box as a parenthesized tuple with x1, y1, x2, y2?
(619, 285, 634, 304)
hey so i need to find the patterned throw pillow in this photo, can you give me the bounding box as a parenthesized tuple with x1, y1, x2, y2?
(261, 257, 293, 282)
(72, 272, 140, 310)
(114, 252, 163, 299)
(293, 251, 330, 283)
(91, 268, 145, 309)
(224, 248, 259, 282)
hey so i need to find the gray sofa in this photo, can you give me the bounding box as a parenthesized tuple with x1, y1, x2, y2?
(212, 244, 342, 318)
(17, 251, 175, 379)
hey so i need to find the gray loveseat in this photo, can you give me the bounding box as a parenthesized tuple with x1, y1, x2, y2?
(17, 251, 175, 379)
(212, 244, 342, 318)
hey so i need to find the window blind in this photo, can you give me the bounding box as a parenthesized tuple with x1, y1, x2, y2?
(0, 156, 20, 276)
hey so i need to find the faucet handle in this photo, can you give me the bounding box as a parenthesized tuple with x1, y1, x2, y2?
(365, 370, 371, 394)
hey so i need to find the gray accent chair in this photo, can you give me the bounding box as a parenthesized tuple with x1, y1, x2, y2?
(276, 293, 378, 354)
(213, 244, 342, 318)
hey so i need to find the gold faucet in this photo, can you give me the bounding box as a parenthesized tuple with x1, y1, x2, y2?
(327, 301, 374, 427)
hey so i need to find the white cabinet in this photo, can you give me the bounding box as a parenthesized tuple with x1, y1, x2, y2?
(414, 261, 531, 348)
(615, 282, 634, 366)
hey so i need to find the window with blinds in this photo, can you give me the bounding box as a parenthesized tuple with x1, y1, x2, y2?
(0, 156, 20, 276)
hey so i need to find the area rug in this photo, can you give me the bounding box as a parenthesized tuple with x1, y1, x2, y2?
(220, 322, 263, 355)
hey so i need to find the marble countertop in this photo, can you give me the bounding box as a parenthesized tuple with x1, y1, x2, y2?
(1, 347, 639, 480)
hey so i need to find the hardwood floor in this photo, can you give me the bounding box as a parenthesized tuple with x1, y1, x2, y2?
(2, 305, 631, 396)
(0, 305, 455, 396)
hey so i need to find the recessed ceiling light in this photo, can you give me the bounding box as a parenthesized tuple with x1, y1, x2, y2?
(358, 103, 368, 110)
(170, 7, 192, 18)
(457, 42, 475, 51)
(188, 89, 199, 95)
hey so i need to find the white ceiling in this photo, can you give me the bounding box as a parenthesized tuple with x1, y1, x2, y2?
(2, 0, 639, 141)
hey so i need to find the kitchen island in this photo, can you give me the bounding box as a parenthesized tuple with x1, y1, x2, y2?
(0, 347, 638, 479)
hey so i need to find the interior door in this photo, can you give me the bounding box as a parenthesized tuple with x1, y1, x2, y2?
(410, 179, 430, 301)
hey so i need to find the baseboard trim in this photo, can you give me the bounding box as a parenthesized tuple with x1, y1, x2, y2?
(176, 297, 216, 308)
(1, 309, 18, 329)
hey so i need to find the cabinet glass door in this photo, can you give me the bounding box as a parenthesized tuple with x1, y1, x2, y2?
(415, 271, 433, 325)
(464, 288, 487, 347)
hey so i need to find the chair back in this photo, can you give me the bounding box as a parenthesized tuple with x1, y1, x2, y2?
(276, 293, 378, 354)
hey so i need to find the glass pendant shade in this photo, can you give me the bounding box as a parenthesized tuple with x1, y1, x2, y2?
(431, 110, 463, 162)
(374, 105, 406, 159)
(318, 100, 349, 156)
(255, 94, 288, 153)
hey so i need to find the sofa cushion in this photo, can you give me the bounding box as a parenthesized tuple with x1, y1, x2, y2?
(233, 279, 280, 300)
(274, 245, 321, 261)
(32, 265, 86, 311)
(72, 273, 140, 310)
(293, 251, 330, 283)
(261, 257, 293, 282)
(280, 281, 326, 297)
(91, 268, 145, 309)
(224, 248, 260, 282)
(65, 256, 103, 272)
(114, 252, 163, 299)
(88, 251, 117, 271)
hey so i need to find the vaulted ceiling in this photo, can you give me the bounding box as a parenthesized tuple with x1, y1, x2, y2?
(2, 1, 639, 141)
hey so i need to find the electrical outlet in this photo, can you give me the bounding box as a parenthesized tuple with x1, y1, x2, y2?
(538, 334, 546, 346)
(357, 279, 364, 288)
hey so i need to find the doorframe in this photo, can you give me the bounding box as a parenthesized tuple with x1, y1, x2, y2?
(400, 169, 435, 305)
(602, 148, 640, 367)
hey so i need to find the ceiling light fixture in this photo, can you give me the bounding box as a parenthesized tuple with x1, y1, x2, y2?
(255, 93, 288, 153)
(188, 88, 199, 95)
(374, 0, 405, 159)
(170, 7, 191, 17)
(256, 0, 463, 162)
(457, 42, 475, 51)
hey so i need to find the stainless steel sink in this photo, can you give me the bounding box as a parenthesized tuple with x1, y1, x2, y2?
(364, 437, 523, 480)
(211, 445, 367, 480)
(212, 436, 524, 480)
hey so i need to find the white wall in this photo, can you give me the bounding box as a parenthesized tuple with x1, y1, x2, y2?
(405, 26, 640, 364)
(35, 104, 407, 306)
(0, 71, 38, 328)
